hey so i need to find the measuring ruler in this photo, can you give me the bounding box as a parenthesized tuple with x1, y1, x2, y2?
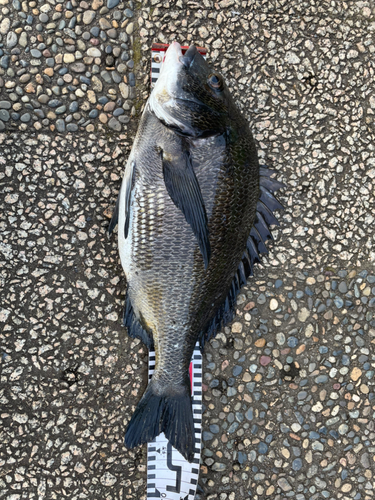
(146, 43, 207, 500)
(147, 343, 202, 500)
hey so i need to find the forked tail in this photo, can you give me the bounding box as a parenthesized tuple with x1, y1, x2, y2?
(124, 378, 195, 462)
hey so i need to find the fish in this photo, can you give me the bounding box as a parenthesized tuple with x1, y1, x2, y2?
(109, 41, 284, 463)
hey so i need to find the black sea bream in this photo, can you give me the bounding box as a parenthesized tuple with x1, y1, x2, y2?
(109, 42, 284, 462)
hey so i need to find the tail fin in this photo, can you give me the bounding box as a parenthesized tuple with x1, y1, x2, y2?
(124, 379, 195, 462)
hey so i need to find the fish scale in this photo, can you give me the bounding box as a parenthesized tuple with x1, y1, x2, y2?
(109, 42, 285, 476)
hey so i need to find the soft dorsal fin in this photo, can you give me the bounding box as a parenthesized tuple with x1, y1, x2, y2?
(162, 148, 211, 268)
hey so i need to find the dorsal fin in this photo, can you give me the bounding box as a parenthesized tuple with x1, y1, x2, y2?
(198, 166, 284, 350)
(259, 185, 284, 212)
(162, 148, 211, 268)
(254, 212, 273, 243)
(250, 226, 268, 254)
(256, 200, 280, 227)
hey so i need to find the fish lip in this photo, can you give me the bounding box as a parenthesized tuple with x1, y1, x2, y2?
(179, 45, 198, 69)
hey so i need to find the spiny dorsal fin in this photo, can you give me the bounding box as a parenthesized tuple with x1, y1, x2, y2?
(162, 149, 211, 268)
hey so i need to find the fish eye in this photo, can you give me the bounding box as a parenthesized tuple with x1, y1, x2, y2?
(208, 73, 223, 91)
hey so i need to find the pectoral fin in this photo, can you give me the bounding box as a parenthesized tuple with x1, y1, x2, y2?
(162, 149, 211, 268)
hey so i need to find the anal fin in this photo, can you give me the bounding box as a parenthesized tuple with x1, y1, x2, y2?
(123, 293, 154, 349)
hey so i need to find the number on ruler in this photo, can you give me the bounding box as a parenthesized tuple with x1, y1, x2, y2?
(166, 442, 182, 493)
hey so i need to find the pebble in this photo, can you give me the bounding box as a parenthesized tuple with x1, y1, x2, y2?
(92, 0, 103, 9)
(83, 10, 96, 24)
(108, 117, 121, 131)
(126, 22, 134, 35)
(30, 49, 42, 58)
(20, 113, 30, 122)
(278, 478, 292, 492)
(298, 307, 310, 322)
(6, 31, 17, 48)
(70, 63, 86, 73)
(56, 119, 65, 132)
(350, 367, 362, 381)
(0, 18, 10, 34)
(63, 53, 75, 63)
(107, 0, 120, 8)
(99, 18, 111, 30)
(66, 123, 78, 132)
(276, 332, 285, 345)
(270, 298, 278, 310)
(260, 355, 271, 366)
(87, 47, 101, 57)
(292, 458, 303, 471)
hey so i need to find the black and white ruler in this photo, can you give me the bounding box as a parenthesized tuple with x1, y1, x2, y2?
(146, 43, 206, 500)
(147, 343, 202, 500)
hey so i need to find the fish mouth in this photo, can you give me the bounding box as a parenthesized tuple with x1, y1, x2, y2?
(179, 45, 198, 69)
(162, 43, 198, 71)
(164, 41, 183, 65)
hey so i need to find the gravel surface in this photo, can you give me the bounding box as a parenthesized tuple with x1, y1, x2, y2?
(1, 0, 375, 499)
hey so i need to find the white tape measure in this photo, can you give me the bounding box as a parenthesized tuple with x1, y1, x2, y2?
(147, 343, 202, 500)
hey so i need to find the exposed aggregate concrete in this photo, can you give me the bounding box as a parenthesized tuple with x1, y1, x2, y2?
(1, 0, 375, 499)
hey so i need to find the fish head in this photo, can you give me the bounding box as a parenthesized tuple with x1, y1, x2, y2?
(150, 42, 233, 137)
